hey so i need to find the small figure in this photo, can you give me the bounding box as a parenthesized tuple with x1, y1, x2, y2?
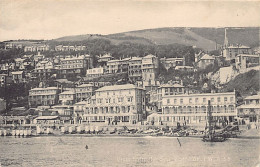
(85, 145, 88, 149)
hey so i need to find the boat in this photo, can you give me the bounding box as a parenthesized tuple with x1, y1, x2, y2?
(202, 100, 227, 142)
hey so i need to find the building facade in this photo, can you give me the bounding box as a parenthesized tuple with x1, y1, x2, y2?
(75, 84, 96, 102)
(128, 57, 142, 82)
(86, 67, 104, 78)
(160, 57, 185, 70)
(74, 84, 146, 124)
(223, 45, 251, 61)
(24, 44, 50, 52)
(59, 91, 76, 105)
(142, 55, 159, 86)
(107, 58, 130, 74)
(237, 94, 260, 123)
(55, 45, 86, 51)
(32, 60, 56, 80)
(28, 87, 60, 107)
(59, 55, 93, 78)
(11, 71, 25, 83)
(197, 54, 215, 69)
(235, 54, 260, 71)
(148, 91, 237, 125)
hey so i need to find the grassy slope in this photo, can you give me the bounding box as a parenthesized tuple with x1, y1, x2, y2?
(53, 27, 259, 51)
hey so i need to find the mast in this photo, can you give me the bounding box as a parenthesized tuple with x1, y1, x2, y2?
(207, 100, 213, 140)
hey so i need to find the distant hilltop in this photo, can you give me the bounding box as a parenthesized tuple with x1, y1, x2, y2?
(53, 27, 259, 51)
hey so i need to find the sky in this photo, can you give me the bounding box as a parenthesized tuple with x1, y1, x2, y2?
(0, 0, 260, 41)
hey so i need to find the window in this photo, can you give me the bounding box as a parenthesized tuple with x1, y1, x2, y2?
(106, 98, 110, 103)
(107, 92, 109, 96)
(195, 98, 199, 103)
(189, 98, 192, 103)
(230, 97, 234, 102)
(167, 99, 170, 104)
(203, 98, 206, 103)
(165, 88, 169, 95)
(174, 99, 177, 104)
(128, 97, 133, 102)
(118, 97, 124, 102)
(217, 97, 221, 102)
(224, 97, 228, 102)
(211, 98, 214, 103)
(180, 99, 183, 104)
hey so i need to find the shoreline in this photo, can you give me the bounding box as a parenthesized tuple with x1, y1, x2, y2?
(2, 133, 259, 140)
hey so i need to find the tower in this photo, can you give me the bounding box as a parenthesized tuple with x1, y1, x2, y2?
(224, 28, 229, 48)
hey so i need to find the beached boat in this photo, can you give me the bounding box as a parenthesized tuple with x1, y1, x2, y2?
(202, 100, 226, 142)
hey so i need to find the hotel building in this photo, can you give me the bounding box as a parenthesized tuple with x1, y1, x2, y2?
(142, 54, 159, 86)
(107, 58, 130, 74)
(237, 93, 260, 123)
(128, 57, 143, 82)
(223, 45, 251, 61)
(59, 55, 93, 78)
(75, 84, 96, 102)
(148, 91, 237, 125)
(74, 84, 146, 124)
(28, 87, 60, 107)
(160, 57, 185, 70)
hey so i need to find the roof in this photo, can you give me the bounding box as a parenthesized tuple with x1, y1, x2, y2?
(144, 54, 156, 59)
(60, 91, 75, 95)
(96, 84, 143, 92)
(160, 83, 184, 88)
(237, 54, 260, 58)
(245, 94, 260, 100)
(200, 54, 215, 60)
(237, 104, 260, 109)
(74, 101, 88, 105)
(35, 116, 59, 120)
(77, 84, 94, 88)
(163, 91, 235, 98)
(101, 54, 112, 58)
(30, 87, 59, 91)
(11, 71, 23, 75)
(227, 45, 250, 49)
(130, 57, 142, 61)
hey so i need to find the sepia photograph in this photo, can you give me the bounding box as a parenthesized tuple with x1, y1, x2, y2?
(0, 0, 259, 166)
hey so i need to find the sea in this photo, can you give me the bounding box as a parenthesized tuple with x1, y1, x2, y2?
(0, 136, 259, 167)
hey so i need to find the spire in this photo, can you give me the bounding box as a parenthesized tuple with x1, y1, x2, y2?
(224, 28, 229, 48)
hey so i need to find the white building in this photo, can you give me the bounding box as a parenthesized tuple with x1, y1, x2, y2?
(142, 54, 159, 86)
(148, 91, 237, 126)
(28, 87, 60, 107)
(223, 45, 251, 61)
(86, 67, 104, 78)
(59, 91, 76, 105)
(237, 93, 260, 123)
(74, 84, 146, 124)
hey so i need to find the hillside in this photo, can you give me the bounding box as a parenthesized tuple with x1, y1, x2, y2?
(223, 70, 260, 96)
(53, 27, 259, 51)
